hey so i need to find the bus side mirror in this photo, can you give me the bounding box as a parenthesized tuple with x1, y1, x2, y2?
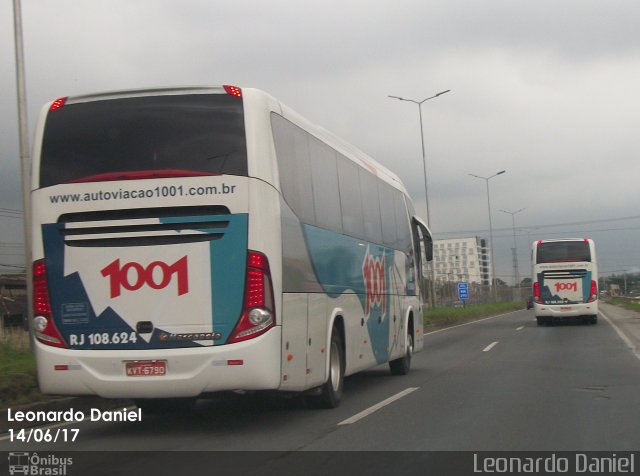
(412, 216, 433, 262)
(425, 239, 433, 262)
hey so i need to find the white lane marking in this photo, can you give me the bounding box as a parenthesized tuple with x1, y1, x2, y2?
(483, 341, 499, 352)
(517, 326, 524, 331)
(424, 310, 520, 336)
(338, 387, 419, 426)
(599, 310, 640, 361)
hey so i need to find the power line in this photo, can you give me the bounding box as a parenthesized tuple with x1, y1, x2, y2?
(600, 269, 640, 274)
(0, 207, 24, 218)
(0, 263, 25, 270)
(488, 225, 640, 241)
(436, 214, 640, 237)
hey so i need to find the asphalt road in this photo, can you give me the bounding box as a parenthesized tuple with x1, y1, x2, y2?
(2, 306, 639, 474)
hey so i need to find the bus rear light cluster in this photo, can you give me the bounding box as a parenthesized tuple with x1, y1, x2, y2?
(32, 260, 67, 348)
(587, 279, 598, 303)
(532, 282, 544, 304)
(228, 251, 275, 343)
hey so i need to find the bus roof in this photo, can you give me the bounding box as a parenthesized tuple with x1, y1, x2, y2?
(535, 238, 594, 244)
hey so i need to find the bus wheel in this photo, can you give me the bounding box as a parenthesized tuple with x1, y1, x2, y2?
(314, 328, 345, 409)
(389, 330, 413, 376)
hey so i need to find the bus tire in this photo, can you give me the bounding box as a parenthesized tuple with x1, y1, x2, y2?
(314, 327, 345, 409)
(389, 329, 413, 376)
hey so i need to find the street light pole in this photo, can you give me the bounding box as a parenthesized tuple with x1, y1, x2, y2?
(469, 170, 505, 302)
(500, 207, 525, 289)
(388, 90, 450, 228)
(13, 0, 33, 324)
(388, 90, 450, 309)
(13, 0, 29, 236)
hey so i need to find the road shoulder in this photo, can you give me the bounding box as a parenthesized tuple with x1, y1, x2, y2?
(599, 302, 640, 359)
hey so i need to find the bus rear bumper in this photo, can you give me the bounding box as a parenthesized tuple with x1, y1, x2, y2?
(35, 328, 282, 398)
(533, 302, 598, 320)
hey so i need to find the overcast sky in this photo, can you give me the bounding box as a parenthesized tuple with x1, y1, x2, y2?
(1, 0, 639, 282)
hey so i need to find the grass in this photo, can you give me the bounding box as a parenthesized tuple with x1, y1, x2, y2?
(607, 297, 640, 313)
(424, 301, 524, 328)
(0, 329, 46, 408)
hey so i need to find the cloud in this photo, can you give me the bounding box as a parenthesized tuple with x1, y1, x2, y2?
(2, 0, 640, 277)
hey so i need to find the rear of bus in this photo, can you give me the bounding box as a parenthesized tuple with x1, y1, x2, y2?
(30, 86, 282, 399)
(532, 239, 598, 325)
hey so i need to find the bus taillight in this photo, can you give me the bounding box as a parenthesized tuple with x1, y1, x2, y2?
(587, 279, 598, 303)
(32, 260, 67, 348)
(228, 251, 275, 343)
(533, 281, 544, 304)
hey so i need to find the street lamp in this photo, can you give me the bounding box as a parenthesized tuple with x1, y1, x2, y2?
(500, 207, 526, 298)
(469, 170, 505, 302)
(388, 90, 451, 227)
(388, 90, 450, 309)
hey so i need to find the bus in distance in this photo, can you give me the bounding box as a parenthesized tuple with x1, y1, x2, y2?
(531, 238, 598, 326)
(29, 85, 433, 410)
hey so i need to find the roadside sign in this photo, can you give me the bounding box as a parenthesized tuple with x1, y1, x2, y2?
(457, 282, 469, 300)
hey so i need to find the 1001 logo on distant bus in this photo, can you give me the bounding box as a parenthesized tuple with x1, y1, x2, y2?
(554, 282, 578, 292)
(101, 257, 189, 298)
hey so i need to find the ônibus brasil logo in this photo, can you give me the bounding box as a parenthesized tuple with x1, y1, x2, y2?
(101, 256, 189, 298)
(362, 247, 386, 318)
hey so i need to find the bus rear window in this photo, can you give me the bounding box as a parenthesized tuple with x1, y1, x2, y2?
(40, 93, 247, 187)
(536, 241, 591, 264)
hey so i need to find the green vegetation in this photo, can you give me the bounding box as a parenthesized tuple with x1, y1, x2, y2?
(0, 339, 45, 408)
(424, 301, 524, 328)
(607, 297, 640, 313)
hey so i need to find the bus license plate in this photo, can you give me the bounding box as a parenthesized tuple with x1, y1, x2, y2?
(125, 360, 166, 377)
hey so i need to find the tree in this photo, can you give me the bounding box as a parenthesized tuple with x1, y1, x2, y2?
(520, 277, 532, 288)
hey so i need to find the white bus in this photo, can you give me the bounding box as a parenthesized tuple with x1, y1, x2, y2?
(30, 85, 433, 410)
(531, 238, 598, 326)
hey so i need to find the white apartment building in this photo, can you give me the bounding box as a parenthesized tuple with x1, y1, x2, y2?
(433, 236, 491, 285)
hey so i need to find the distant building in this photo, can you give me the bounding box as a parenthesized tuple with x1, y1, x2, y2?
(433, 237, 491, 285)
